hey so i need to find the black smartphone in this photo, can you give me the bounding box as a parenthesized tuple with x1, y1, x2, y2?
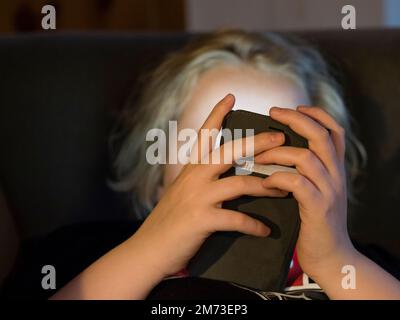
(187, 110, 308, 291)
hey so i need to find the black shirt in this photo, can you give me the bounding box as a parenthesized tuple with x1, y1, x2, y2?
(1, 219, 329, 300)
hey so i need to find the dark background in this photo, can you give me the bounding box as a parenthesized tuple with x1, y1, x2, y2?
(0, 0, 399, 295)
(1, 0, 399, 34)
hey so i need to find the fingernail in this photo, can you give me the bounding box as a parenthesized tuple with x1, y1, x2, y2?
(270, 106, 281, 114)
(224, 93, 235, 102)
(261, 225, 271, 237)
(270, 132, 284, 142)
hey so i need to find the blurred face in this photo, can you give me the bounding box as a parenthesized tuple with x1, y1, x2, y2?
(162, 64, 311, 191)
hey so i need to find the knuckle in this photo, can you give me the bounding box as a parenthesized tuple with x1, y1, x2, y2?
(235, 176, 248, 189)
(319, 127, 330, 141)
(325, 180, 340, 204)
(311, 106, 326, 117)
(233, 214, 247, 228)
(293, 175, 307, 188)
(324, 190, 335, 206)
(300, 149, 314, 163)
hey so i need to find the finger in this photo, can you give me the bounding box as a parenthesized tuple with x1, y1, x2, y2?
(191, 94, 235, 162)
(205, 131, 285, 178)
(297, 106, 346, 162)
(262, 171, 321, 210)
(201, 94, 235, 131)
(254, 146, 332, 193)
(211, 209, 271, 237)
(269, 107, 339, 177)
(210, 175, 288, 203)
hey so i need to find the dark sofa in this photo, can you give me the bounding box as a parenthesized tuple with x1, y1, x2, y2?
(0, 30, 399, 291)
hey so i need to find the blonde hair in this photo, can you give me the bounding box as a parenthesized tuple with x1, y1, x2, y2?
(110, 30, 366, 219)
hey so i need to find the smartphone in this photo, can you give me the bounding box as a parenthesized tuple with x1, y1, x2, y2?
(187, 110, 308, 291)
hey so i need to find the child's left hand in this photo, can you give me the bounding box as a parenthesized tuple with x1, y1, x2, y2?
(255, 106, 355, 281)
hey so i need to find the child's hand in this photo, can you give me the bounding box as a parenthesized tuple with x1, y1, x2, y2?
(131, 94, 287, 278)
(256, 106, 354, 281)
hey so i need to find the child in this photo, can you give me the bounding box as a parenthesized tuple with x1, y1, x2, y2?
(50, 30, 400, 299)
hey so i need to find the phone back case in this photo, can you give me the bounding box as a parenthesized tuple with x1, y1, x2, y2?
(187, 110, 307, 291)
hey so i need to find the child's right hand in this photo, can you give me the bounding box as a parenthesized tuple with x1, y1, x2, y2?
(130, 94, 287, 278)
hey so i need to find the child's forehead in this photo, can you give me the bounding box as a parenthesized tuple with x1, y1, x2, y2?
(179, 65, 310, 130)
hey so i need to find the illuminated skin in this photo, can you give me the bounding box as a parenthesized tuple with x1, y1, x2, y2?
(163, 65, 309, 187)
(52, 65, 400, 300)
